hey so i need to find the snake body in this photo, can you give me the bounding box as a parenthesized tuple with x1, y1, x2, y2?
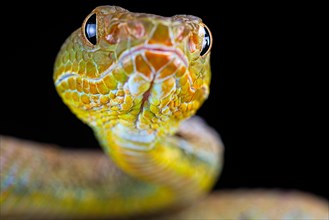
(1, 5, 328, 220)
(1, 5, 223, 218)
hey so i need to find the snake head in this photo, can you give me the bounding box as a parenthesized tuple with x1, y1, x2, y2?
(54, 6, 213, 135)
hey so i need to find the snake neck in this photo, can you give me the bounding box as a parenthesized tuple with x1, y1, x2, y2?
(93, 120, 220, 203)
(109, 123, 159, 150)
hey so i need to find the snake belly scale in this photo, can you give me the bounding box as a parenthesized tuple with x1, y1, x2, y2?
(0, 5, 223, 218)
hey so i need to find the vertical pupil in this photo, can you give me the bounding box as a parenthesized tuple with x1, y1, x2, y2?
(200, 27, 211, 56)
(85, 14, 97, 45)
(203, 30, 210, 48)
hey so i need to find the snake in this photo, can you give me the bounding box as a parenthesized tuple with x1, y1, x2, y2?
(0, 5, 328, 220)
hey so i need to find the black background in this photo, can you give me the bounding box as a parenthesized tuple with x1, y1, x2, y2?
(1, 1, 327, 200)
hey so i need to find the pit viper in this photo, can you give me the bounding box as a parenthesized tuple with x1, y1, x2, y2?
(0, 5, 328, 220)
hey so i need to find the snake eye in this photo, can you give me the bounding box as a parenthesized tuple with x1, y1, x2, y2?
(200, 25, 212, 57)
(84, 13, 97, 45)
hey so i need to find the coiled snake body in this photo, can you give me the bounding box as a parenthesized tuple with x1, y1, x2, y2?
(0, 5, 328, 220)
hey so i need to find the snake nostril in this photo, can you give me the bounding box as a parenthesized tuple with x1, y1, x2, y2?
(105, 23, 121, 44)
(189, 33, 199, 53)
(173, 25, 189, 42)
(106, 22, 146, 44)
(126, 22, 145, 39)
